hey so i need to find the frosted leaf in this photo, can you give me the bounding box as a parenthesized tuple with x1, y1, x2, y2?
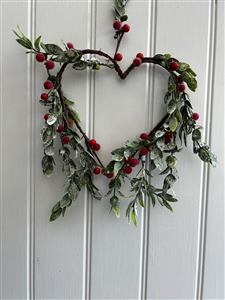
(45, 146, 55, 156)
(155, 130, 164, 138)
(47, 114, 57, 125)
(154, 156, 163, 170)
(74, 150, 78, 159)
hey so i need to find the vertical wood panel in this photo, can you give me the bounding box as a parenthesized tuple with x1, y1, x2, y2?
(91, 1, 153, 299)
(202, 1, 224, 298)
(0, 1, 31, 299)
(147, 1, 214, 299)
(34, 2, 91, 299)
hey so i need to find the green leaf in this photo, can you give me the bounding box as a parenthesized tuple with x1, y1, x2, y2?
(39, 42, 50, 53)
(198, 146, 211, 163)
(167, 99, 177, 114)
(68, 182, 79, 201)
(60, 193, 71, 208)
(156, 139, 166, 151)
(165, 174, 177, 184)
(112, 153, 123, 161)
(165, 155, 177, 168)
(13, 29, 22, 39)
(159, 166, 170, 175)
(34, 35, 41, 51)
(168, 75, 176, 92)
(192, 129, 201, 141)
(164, 91, 172, 104)
(139, 140, 150, 146)
(72, 60, 88, 71)
(109, 178, 122, 190)
(177, 62, 190, 72)
(126, 201, 134, 224)
(50, 208, 62, 222)
(154, 156, 163, 171)
(125, 140, 138, 147)
(175, 110, 183, 122)
(163, 200, 173, 212)
(69, 106, 81, 122)
(210, 153, 218, 168)
(169, 116, 178, 132)
(132, 207, 138, 227)
(113, 161, 124, 176)
(180, 71, 198, 92)
(54, 55, 68, 63)
(45, 43, 64, 55)
(44, 146, 55, 156)
(16, 38, 33, 49)
(149, 193, 156, 206)
(51, 201, 61, 213)
(137, 191, 145, 207)
(61, 207, 67, 217)
(150, 146, 162, 160)
(42, 155, 54, 178)
(110, 196, 120, 218)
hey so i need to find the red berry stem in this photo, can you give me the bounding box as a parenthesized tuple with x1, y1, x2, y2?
(114, 31, 125, 57)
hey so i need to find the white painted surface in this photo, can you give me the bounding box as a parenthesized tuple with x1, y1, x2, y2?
(0, 1, 224, 299)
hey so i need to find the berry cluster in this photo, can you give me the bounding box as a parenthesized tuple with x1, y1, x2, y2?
(113, 20, 144, 68)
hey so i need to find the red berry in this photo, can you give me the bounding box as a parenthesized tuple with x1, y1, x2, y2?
(124, 157, 131, 163)
(57, 124, 64, 132)
(123, 165, 132, 174)
(93, 143, 101, 151)
(41, 93, 49, 100)
(165, 137, 171, 144)
(140, 147, 149, 155)
(170, 61, 179, 71)
(178, 83, 186, 92)
(177, 75, 183, 83)
(192, 112, 199, 120)
(129, 157, 139, 167)
(43, 80, 53, 90)
(89, 139, 97, 147)
(36, 53, 45, 62)
(67, 120, 73, 126)
(62, 136, 70, 144)
(122, 24, 130, 32)
(114, 53, 123, 61)
(44, 113, 50, 121)
(136, 53, 144, 59)
(93, 167, 101, 175)
(140, 132, 148, 140)
(133, 57, 142, 67)
(165, 131, 173, 139)
(106, 172, 114, 179)
(113, 20, 122, 30)
(45, 60, 55, 70)
(101, 167, 106, 174)
(67, 42, 74, 49)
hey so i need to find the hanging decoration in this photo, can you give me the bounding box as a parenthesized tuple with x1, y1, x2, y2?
(14, 0, 218, 226)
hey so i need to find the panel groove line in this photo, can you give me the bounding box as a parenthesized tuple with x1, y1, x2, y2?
(139, 0, 158, 299)
(83, 1, 97, 299)
(195, 1, 217, 299)
(0, 0, 3, 296)
(26, 0, 37, 299)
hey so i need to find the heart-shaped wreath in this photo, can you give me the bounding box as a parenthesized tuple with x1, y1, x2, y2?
(14, 0, 218, 226)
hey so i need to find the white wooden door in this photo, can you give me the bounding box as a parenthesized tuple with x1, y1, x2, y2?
(0, 0, 224, 299)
